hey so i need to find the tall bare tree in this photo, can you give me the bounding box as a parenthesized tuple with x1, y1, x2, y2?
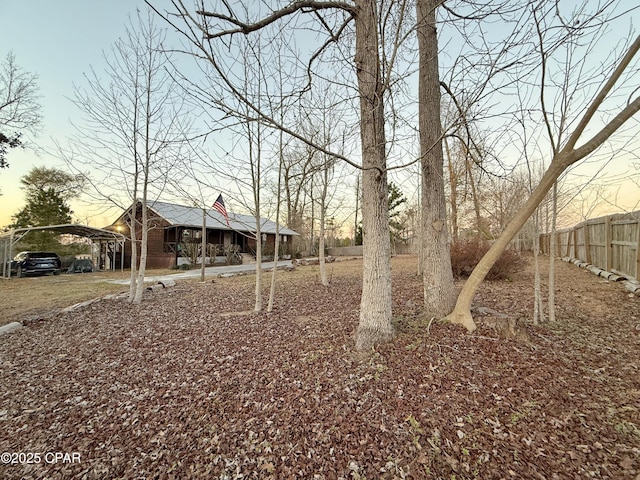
(267, 42, 290, 313)
(416, 0, 456, 317)
(298, 86, 348, 286)
(446, 34, 640, 331)
(61, 9, 191, 303)
(0, 52, 42, 169)
(151, 1, 400, 350)
(267, 130, 284, 311)
(352, 0, 394, 349)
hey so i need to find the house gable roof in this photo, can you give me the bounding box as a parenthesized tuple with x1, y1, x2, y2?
(147, 200, 298, 236)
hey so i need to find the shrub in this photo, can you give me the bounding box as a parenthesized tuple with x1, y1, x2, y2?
(450, 239, 523, 281)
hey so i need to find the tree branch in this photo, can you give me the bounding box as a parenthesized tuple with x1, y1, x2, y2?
(565, 34, 640, 151)
(197, 1, 355, 39)
(570, 95, 640, 163)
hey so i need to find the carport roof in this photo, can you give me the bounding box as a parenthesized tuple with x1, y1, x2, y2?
(0, 224, 126, 242)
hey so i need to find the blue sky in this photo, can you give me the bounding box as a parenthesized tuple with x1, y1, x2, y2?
(0, 0, 168, 227)
(1, 1, 638, 231)
(0, 0, 338, 228)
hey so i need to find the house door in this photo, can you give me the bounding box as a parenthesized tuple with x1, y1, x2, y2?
(224, 232, 232, 246)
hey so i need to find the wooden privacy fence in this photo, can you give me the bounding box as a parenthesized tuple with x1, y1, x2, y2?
(540, 210, 640, 281)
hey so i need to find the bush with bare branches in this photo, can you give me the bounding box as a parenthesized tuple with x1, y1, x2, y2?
(450, 239, 523, 281)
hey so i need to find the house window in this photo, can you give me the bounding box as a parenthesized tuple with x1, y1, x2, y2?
(282, 235, 288, 243)
(262, 233, 267, 241)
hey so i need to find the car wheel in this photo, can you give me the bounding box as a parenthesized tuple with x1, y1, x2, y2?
(53, 270, 61, 275)
(17, 266, 25, 278)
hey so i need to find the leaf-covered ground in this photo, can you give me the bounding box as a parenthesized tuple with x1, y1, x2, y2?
(1, 256, 639, 479)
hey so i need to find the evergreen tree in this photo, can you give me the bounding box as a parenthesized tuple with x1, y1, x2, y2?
(388, 182, 407, 243)
(12, 188, 73, 228)
(10, 167, 81, 249)
(355, 182, 406, 246)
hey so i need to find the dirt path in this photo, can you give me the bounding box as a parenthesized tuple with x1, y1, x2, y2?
(1, 255, 638, 479)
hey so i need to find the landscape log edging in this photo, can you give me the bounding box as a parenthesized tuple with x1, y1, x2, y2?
(561, 256, 640, 296)
(0, 322, 23, 336)
(146, 279, 177, 292)
(12, 280, 179, 330)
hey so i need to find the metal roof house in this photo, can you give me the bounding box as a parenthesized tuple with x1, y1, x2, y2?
(107, 200, 298, 269)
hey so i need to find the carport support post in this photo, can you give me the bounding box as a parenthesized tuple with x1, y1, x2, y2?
(8, 230, 13, 279)
(201, 208, 206, 282)
(1, 235, 6, 277)
(1, 237, 5, 278)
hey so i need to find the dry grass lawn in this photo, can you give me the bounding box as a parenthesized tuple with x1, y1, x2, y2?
(0, 269, 172, 325)
(0, 260, 360, 326)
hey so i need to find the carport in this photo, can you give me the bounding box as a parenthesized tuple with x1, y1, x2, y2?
(0, 224, 125, 279)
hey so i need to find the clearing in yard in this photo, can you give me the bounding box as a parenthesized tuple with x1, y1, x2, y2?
(0, 268, 173, 326)
(0, 255, 639, 479)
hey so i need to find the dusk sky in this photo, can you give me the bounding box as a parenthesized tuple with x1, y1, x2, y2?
(0, 0, 171, 227)
(1, 1, 638, 231)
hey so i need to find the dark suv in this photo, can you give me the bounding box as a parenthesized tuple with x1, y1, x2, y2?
(11, 251, 62, 277)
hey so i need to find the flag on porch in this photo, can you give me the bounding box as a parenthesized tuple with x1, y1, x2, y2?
(212, 194, 230, 226)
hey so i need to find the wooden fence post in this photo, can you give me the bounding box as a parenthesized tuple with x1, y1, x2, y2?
(605, 215, 612, 272)
(584, 222, 591, 264)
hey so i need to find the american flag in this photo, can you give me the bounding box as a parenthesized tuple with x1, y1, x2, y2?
(212, 194, 230, 226)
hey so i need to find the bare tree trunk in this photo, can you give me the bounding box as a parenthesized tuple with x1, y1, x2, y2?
(252, 132, 263, 313)
(548, 181, 557, 322)
(354, 173, 360, 246)
(354, 0, 393, 351)
(133, 62, 154, 305)
(319, 161, 329, 286)
(254, 231, 263, 311)
(133, 198, 148, 304)
(318, 207, 327, 284)
(309, 177, 315, 256)
(200, 208, 207, 282)
(417, 166, 423, 276)
(444, 136, 459, 242)
(128, 203, 138, 302)
(417, 0, 456, 318)
(127, 80, 140, 303)
(267, 52, 288, 313)
(267, 208, 281, 312)
(532, 209, 543, 325)
(268, 130, 284, 312)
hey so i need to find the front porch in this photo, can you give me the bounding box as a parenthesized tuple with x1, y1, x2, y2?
(120, 225, 293, 269)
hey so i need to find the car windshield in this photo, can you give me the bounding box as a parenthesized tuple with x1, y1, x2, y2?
(29, 252, 58, 258)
